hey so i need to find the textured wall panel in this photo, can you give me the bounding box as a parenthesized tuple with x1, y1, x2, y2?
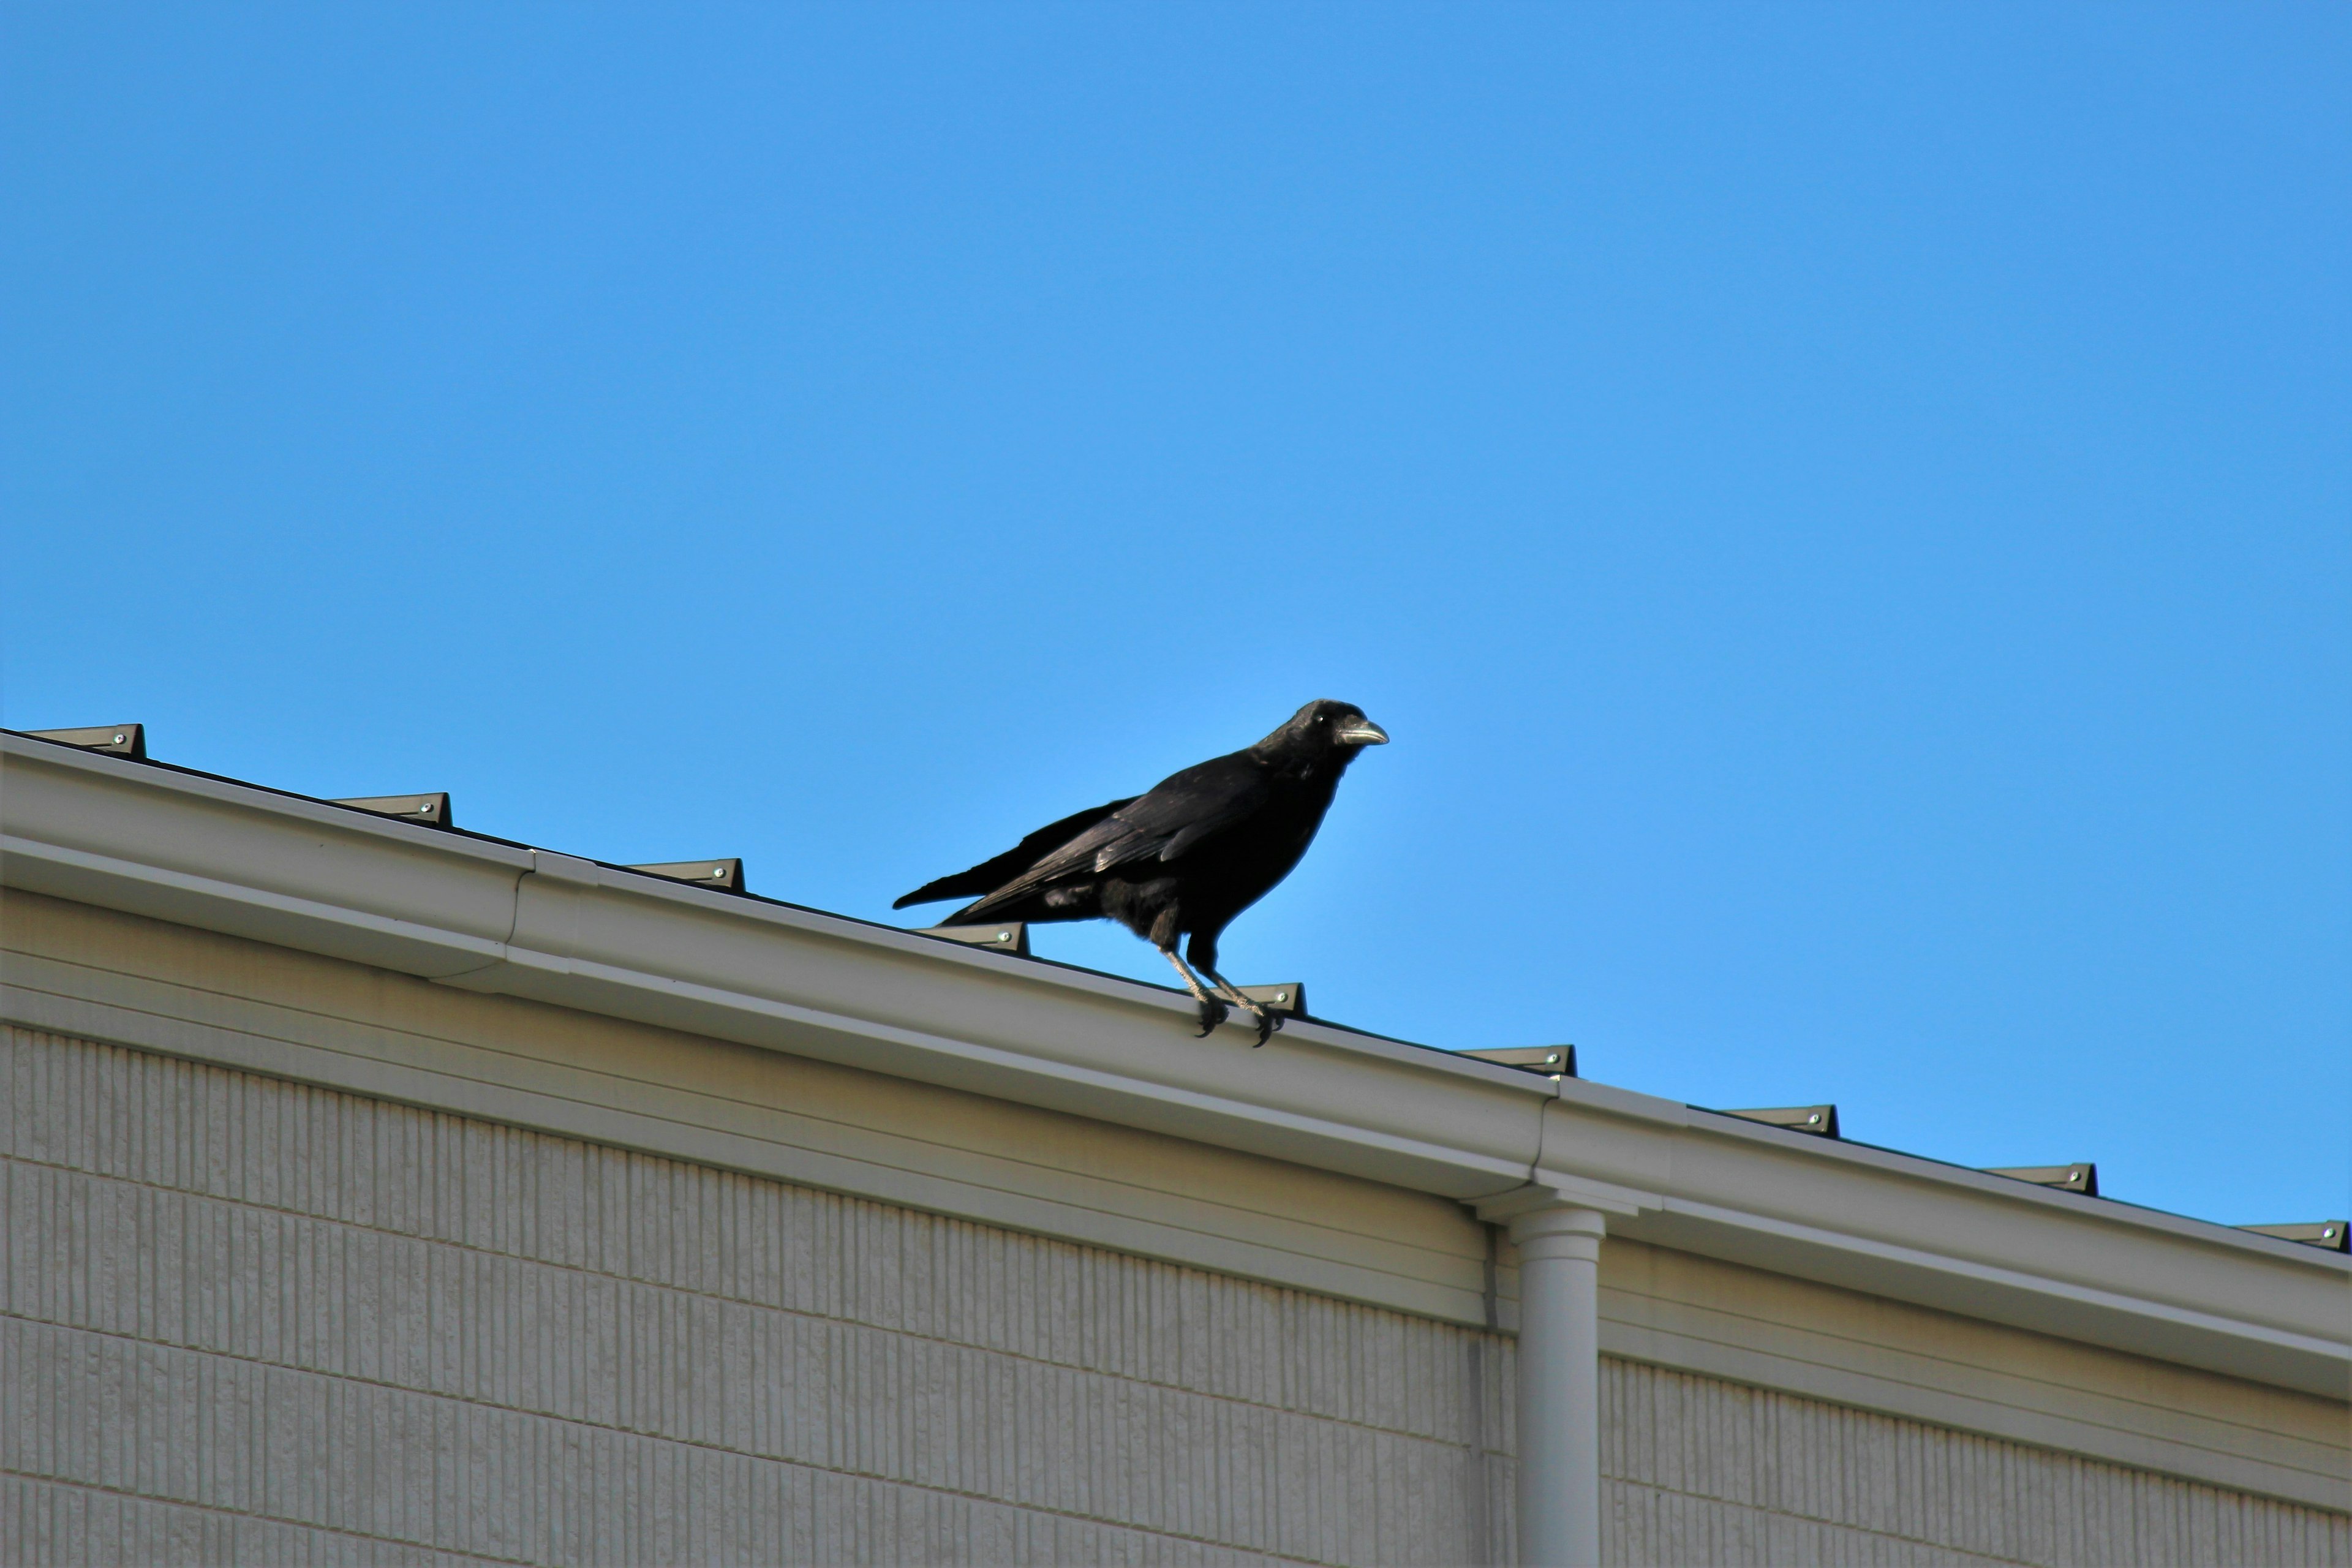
(1593, 1233, 2350, 1509)
(1602, 1360, 2352, 1567)
(2, 1026, 1512, 1566)
(4, 1023, 2345, 1566)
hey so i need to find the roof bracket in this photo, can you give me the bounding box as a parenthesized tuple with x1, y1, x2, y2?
(1237, 984, 1308, 1021)
(627, 859, 747, 893)
(1985, 1162, 2098, 1197)
(1720, 1104, 1840, 1138)
(333, 793, 453, 828)
(918, 923, 1030, 957)
(2237, 1221, 2348, 1252)
(1458, 1045, 1577, 1079)
(24, 724, 145, 760)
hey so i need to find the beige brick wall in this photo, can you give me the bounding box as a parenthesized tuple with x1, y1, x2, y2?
(4, 1023, 2345, 1566)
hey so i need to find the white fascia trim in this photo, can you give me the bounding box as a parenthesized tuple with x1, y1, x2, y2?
(3, 734, 2346, 1403)
(3, 832, 515, 978)
(1649, 1197, 2346, 1392)
(1675, 1098, 2330, 1258)
(475, 937, 1540, 1192)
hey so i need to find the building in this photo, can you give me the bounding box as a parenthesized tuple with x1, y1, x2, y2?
(2, 725, 2346, 1566)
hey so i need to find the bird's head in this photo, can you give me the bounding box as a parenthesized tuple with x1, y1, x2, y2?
(1257, 699, 1390, 764)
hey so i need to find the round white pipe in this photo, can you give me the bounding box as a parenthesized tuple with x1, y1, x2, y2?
(1509, 1204, 1607, 1567)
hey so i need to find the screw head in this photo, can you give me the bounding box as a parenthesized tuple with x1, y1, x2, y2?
(112, 733, 126, 744)
(997, 930, 1010, 941)
(713, 866, 726, 876)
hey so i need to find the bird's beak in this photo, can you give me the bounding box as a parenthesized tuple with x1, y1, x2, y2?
(1335, 718, 1389, 745)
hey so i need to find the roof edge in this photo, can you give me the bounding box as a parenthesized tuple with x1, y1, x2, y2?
(3, 733, 2344, 1401)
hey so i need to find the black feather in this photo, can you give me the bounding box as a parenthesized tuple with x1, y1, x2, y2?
(891, 797, 1135, 910)
(893, 699, 1385, 981)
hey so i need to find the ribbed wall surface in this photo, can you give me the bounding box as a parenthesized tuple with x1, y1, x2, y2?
(3, 1023, 2345, 1566)
(1602, 1362, 2351, 1567)
(1, 1027, 1512, 1566)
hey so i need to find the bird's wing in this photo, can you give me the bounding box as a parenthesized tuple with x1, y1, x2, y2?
(1017, 754, 1273, 882)
(892, 796, 1137, 908)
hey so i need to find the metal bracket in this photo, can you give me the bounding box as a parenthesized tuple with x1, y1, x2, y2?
(1459, 1045, 1576, 1079)
(627, 859, 747, 893)
(918, 923, 1030, 956)
(1985, 1162, 2098, 1196)
(333, 793, 454, 829)
(1236, 984, 1306, 1020)
(24, 724, 145, 759)
(2237, 1221, 2348, 1252)
(1719, 1104, 1839, 1139)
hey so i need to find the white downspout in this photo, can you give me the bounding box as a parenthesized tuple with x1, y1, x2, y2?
(1505, 1204, 1608, 1567)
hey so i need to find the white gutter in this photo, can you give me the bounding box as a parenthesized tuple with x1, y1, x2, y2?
(4, 733, 2346, 1414)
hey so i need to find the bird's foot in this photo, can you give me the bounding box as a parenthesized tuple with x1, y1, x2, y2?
(1194, 998, 1231, 1036)
(1195, 966, 1283, 1046)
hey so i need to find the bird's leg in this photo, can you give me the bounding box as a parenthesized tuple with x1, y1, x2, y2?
(1196, 963, 1279, 1047)
(1161, 946, 1229, 1036)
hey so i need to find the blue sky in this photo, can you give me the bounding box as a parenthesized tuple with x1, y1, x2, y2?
(5, 4, 2346, 1229)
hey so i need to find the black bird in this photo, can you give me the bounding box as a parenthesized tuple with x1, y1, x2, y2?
(894, 699, 1390, 1042)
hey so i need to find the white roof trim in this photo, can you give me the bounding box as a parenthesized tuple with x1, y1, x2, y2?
(3, 733, 2345, 1400)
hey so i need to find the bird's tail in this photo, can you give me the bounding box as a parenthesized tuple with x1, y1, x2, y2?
(933, 888, 1053, 927)
(891, 796, 1135, 910)
(893, 870, 1000, 910)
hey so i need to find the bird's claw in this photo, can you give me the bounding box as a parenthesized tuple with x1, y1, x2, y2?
(1237, 998, 1288, 1046)
(1193, 998, 1280, 1044)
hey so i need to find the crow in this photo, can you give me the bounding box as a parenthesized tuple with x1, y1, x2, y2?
(894, 699, 1390, 1043)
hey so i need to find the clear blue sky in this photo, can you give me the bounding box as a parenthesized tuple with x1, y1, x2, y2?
(6, 5, 2346, 1229)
